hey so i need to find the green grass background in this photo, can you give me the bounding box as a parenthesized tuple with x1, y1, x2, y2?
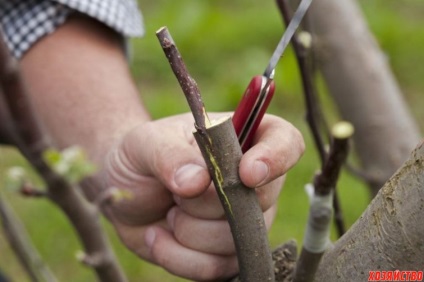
(1, 0, 423, 281)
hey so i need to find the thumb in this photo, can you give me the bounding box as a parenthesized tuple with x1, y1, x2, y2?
(120, 122, 211, 198)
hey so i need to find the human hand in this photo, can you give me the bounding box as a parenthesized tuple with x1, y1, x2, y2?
(102, 112, 304, 281)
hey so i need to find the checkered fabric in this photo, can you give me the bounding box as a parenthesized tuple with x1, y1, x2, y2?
(0, 0, 144, 59)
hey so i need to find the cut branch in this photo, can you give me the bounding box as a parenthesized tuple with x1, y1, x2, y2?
(157, 27, 275, 282)
(314, 122, 353, 196)
(194, 118, 275, 282)
(294, 122, 353, 282)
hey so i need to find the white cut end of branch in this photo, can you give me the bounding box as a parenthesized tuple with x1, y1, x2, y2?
(332, 121, 354, 139)
(303, 184, 333, 253)
(298, 31, 312, 49)
(156, 26, 167, 34)
(205, 116, 232, 129)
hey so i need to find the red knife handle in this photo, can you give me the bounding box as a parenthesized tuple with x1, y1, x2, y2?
(232, 75, 275, 152)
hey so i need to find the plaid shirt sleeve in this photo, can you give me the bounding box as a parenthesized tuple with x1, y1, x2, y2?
(0, 0, 144, 59)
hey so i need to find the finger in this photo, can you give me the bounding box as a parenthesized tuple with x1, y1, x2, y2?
(239, 115, 305, 188)
(144, 226, 239, 281)
(167, 206, 277, 256)
(120, 117, 211, 198)
(255, 175, 285, 212)
(175, 176, 284, 220)
(168, 206, 234, 255)
(174, 183, 225, 220)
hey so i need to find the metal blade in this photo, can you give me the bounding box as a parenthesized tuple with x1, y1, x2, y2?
(263, 0, 313, 77)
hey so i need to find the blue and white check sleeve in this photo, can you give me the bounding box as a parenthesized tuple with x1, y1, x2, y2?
(0, 0, 145, 59)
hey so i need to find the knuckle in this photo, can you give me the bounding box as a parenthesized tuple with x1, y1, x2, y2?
(294, 127, 306, 155)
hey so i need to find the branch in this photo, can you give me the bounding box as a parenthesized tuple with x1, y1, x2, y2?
(275, 0, 346, 237)
(157, 27, 275, 282)
(0, 31, 127, 282)
(313, 122, 353, 196)
(0, 89, 16, 145)
(315, 140, 424, 280)
(229, 240, 298, 282)
(305, 0, 421, 196)
(194, 118, 275, 281)
(156, 27, 210, 131)
(275, 0, 327, 164)
(0, 192, 57, 282)
(294, 122, 353, 282)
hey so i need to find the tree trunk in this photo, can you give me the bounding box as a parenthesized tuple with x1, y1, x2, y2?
(314, 140, 424, 281)
(304, 0, 421, 196)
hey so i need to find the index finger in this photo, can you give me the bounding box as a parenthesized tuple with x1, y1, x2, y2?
(239, 114, 305, 188)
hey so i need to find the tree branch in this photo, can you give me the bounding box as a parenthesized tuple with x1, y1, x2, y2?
(294, 122, 353, 282)
(275, 0, 346, 237)
(0, 31, 127, 282)
(0, 192, 57, 282)
(229, 240, 298, 282)
(157, 27, 275, 282)
(305, 0, 421, 196)
(156, 27, 210, 131)
(315, 140, 424, 281)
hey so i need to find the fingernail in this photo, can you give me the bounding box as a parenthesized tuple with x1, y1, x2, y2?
(145, 228, 156, 248)
(252, 160, 269, 186)
(174, 164, 206, 188)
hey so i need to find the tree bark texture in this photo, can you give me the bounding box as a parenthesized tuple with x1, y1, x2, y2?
(194, 118, 275, 282)
(0, 192, 57, 282)
(314, 140, 424, 281)
(303, 0, 421, 195)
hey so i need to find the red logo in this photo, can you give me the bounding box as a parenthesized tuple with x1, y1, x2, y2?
(368, 270, 423, 281)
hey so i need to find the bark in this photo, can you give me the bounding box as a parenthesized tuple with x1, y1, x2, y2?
(304, 0, 421, 195)
(229, 240, 298, 282)
(0, 192, 57, 282)
(314, 140, 424, 281)
(156, 27, 210, 130)
(194, 118, 275, 282)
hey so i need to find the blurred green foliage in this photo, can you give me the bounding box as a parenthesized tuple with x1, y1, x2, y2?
(0, 0, 423, 281)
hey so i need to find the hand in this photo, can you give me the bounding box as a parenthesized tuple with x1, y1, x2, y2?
(102, 112, 304, 281)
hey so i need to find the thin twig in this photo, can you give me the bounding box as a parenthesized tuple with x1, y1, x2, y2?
(275, 0, 346, 236)
(156, 27, 210, 131)
(294, 121, 353, 282)
(0, 192, 57, 282)
(314, 122, 353, 195)
(275, 0, 327, 163)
